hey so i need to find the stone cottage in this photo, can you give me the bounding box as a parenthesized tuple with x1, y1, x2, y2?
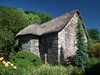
(16, 10, 88, 64)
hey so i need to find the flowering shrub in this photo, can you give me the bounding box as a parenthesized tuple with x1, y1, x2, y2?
(64, 58, 71, 66)
(61, 57, 72, 67)
(0, 57, 18, 75)
(61, 53, 75, 67)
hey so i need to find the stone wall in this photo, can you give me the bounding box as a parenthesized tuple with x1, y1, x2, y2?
(46, 33, 58, 64)
(19, 35, 40, 57)
(19, 34, 58, 64)
(58, 13, 87, 61)
(39, 33, 58, 64)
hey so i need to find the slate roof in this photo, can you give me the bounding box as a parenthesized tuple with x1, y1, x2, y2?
(16, 10, 89, 38)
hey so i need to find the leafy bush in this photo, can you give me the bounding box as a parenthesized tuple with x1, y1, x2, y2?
(86, 58, 100, 70)
(89, 43, 100, 57)
(96, 40, 100, 43)
(13, 51, 43, 67)
(12, 51, 43, 74)
(14, 67, 23, 75)
(87, 38, 95, 49)
(87, 28, 100, 40)
(60, 58, 71, 67)
(69, 65, 83, 75)
(60, 55, 75, 67)
(85, 58, 100, 75)
(31, 64, 82, 75)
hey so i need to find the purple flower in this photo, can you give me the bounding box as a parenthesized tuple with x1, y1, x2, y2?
(0, 50, 2, 52)
(64, 59, 67, 62)
(14, 73, 16, 75)
(2, 74, 4, 75)
(69, 62, 71, 64)
(64, 59, 68, 62)
(9, 71, 13, 73)
(16, 65, 18, 67)
(9, 68, 11, 69)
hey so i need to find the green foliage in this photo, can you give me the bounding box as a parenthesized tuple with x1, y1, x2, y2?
(23, 64, 82, 75)
(87, 38, 95, 51)
(69, 65, 83, 75)
(14, 67, 23, 75)
(85, 58, 100, 75)
(89, 43, 100, 57)
(96, 40, 100, 43)
(86, 58, 100, 69)
(24, 11, 53, 24)
(87, 28, 100, 40)
(73, 19, 89, 71)
(26, 13, 41, 24)
(61, 55, 75, 67)
(39, 12, 52, 24)
(0, 5, 31, 60)
(87, 38, 96, 45)
(13, 51, 43, 67)
(61, 58, 71, 67)
(13, 59, 35, 75)
(12, 51, 43, 75)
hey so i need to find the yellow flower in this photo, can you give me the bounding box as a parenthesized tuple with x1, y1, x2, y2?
(0, 57, 4, 61)
(2, 61, 6, 64)
(11, 64, 14, 67)
(14, 66, 17, 69)
(7, 62, 11, 64)
(5, 63, 9, 67)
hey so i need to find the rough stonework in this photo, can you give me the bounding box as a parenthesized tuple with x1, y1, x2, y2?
(46, 34, 58, 64)
(16, 10, 89, 64)
(39, 33, 58, 64)
(19, 35, 40, 57)
(58, 13, 78, 61)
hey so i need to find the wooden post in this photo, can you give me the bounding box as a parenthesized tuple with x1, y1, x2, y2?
(45, 53, 47, 64)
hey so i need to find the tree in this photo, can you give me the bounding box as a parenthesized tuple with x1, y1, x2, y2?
(0, 6, 32, 60)
(87, 28, 100, 40)
(24, 11, 53, 24)
(24, 11, 36, 15)
(26, 13, 41, 24)
(39, 12, 52, 24)
(24, 11, 30, 14)
(73, 19, 89, 71)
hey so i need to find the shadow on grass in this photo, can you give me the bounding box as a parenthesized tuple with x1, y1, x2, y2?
(85, 63, 100, 75)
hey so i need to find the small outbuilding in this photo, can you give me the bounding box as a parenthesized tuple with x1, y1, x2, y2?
(16, 10, 88, 64)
